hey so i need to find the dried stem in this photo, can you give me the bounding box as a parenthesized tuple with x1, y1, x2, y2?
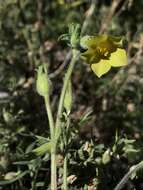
(114, 161, 143, 190)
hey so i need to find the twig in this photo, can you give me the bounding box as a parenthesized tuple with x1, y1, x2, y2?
(81, 0, 96, 36)
(114, 161, 143, 190)
(49, 51, 72, 79)
(37, 0, 43, 23)
(99, 0, 125, 34)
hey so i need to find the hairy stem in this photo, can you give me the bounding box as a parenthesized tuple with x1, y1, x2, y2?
(44, 95, 54, 138)
(63, 155, 68, 190)
(44, 95, 56, 190)
(62, 115, 70, 190)
(44, 50, 79, 190)
(55, 50, 79, 141)
(51, 152, 57, 190)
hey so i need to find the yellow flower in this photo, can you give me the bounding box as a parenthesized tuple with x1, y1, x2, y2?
(80, 35, 127, 77)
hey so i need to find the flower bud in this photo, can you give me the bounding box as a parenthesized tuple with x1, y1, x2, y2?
(102, 149, 111, 164)
(69, 23, 81, 49)
(36, 65, 50, 97)
(64, 80, 72, 114)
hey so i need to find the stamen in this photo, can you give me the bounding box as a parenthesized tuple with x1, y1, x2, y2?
(97, 47, 109, 57)
(104, 51, 109, 56)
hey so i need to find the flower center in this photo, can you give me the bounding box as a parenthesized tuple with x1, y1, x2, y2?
(97, 47, 110, 58)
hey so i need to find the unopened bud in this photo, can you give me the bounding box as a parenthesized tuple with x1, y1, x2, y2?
(69, 23, 81, 49)
(36, 65, 50, 97)
(102, 149, 111, 164)
(64, 80, 72, 114)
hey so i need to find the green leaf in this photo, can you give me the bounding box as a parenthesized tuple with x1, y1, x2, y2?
(79, 109, 92, 126)
(32, 142, 51, 156)
(0, 171, 29, 185)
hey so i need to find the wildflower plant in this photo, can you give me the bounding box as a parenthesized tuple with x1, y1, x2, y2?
(35, 23, 128, 190)
(0, 1, 143, 190)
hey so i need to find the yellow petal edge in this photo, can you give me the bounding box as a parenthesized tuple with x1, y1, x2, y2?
(109, 48, 127, 67)
(91, 60, 111, 78)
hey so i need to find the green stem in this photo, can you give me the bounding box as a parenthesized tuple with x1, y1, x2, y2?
(44, 95, 57, 190)
(44, 95, 54, 138)
(55, 50, 79, 189)
(51, 152, 57, 190)
(31, 170, 38, 190)
(55, 50, 79, 140)
(114, 161, 143, 190)
(44, 50, 79, 190)
(63, 115, 70, 190)
(63, 155, 68, 190)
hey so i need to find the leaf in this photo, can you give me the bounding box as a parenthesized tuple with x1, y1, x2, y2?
(13, 161, 32, 165)
(0, 171, 29, 185)
(32, 142, 51, 156)
(79, 109, 92, 126)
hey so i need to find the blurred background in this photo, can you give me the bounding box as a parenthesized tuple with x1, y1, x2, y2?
(0, 0, 143, 189)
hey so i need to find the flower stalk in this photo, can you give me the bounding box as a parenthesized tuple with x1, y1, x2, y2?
(44, 94, 57, 190)
(63, 155, 68, 190)
(42, 49, 79, 190)
(55, 49, 79, 142)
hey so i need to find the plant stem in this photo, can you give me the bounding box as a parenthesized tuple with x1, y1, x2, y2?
(44, 95, 57, 190)
(114, 161, 143, 190)
(51, 151, 57, 190)
(55, 50, 79, 140)
(44, 95, 54, 138)
(63, 155, 68, 190)
(44, 50, 79, 190)
(63, 115, 70, 190)
(31, 170, 38, 190)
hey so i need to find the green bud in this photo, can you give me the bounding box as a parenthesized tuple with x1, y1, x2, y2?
(36, 65, 50, 97)
(64, 80, 72, 114)
(102, 149, 111, 164)
(4, 172, 18, 180)
(69, 23, 81, 49)
(3, 108, 15, 125)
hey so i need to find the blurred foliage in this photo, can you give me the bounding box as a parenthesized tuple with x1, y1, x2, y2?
(0, 0, 143, 189)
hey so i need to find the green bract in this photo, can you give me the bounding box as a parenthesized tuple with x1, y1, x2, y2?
(36, 65, 50, 97)
(59, 23, 81, 49)
(69, 23, 81, 48)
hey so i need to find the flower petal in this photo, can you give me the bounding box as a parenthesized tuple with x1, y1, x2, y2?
(109, 48, 127, 67)
(91, 60, 111, 78)
(80, 35, 108, 49)
(108, 36, 123, 46)
(81, 48, 101, 64)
